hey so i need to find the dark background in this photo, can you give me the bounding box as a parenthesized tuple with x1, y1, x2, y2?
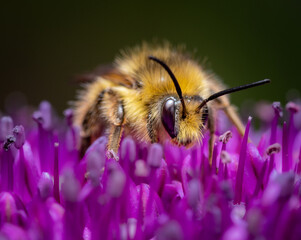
(1, 1, 300, 115)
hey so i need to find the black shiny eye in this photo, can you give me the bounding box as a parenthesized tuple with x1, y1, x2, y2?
(161, 98, 177, 138)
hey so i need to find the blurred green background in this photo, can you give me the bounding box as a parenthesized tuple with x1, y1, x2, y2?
(1, 1, 300, 114)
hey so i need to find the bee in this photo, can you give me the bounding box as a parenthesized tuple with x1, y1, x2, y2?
(74, 42, 270, 160)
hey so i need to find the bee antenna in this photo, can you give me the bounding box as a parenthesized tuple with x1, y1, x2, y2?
(148, 56, 187, 118)
(196, 79, 271, 112)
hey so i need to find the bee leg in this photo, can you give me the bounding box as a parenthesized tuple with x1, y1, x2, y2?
(207, 107, 216, 165)
(107, 125, 124, 161)
(106, 99, 125, 161)
(80, 89, 125, 160)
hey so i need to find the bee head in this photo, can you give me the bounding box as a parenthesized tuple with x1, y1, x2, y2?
(161, 95, 208, 146)
(149, 56, 270, 146)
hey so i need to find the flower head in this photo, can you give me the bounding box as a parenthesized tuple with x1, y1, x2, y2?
(1, 100, 301, 239)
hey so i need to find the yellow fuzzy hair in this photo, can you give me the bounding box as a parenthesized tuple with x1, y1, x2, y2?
(74, 42, 218, 145)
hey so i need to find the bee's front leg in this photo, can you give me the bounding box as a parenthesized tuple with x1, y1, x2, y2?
(106, 99, 125, 161)
(80, 88, 125, 160)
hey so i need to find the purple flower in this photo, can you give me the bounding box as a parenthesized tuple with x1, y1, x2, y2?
(1, 100, 301, 239)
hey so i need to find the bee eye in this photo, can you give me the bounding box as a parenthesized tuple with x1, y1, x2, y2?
(161, 99, 177, 138)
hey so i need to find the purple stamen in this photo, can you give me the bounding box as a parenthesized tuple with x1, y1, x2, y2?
(187, 178, 201, 210)
(282, 122, 289, 172)
(211, 142, 218, 174)
(37, 172, 53, 200)
(64, 109, 74, 127)
(234, 116, 252, 204)
(220, 151, 231, 180)
(54, 141, 60, 203)
(297, 146, 301, 174)
(61, 169, 85, 240)
(120, 137, 136, 178)
(218, 131, 232, 179)
(12, 126, 25, 149)
(286, 102, 300, 114)
(3, 135, 16, 151)
(33, 101, 55, 173)
(266, 143, 281, 156)
(270, 102, 282, 146)
(37, 101, 55, 131)
(219, 130, 233, 144)
(64, 109, 79, 155)
(156, 220, 184, 240)
(0, 116, 14, 142)
(265, 143, 282, 182)
(253, 160, 267, 196)
(107, 163, 126, 198)
(61, 169, 80, 202)
(14, 140, 36, 200)
(147, 143, 163, 169)
(286, 102, 300, 171)
(218, 158, 224, 180)
(86, 148, 105, 186)
(0, 192, 17, 225)
(1, 135, 15, 191)
(220, 151, 232, 163)
(267, 102, 282, 177)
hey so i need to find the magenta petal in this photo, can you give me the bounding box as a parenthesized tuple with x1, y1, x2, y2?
(286, 102, 300, 171)
(147, 143, 163, 168)
(211, 141, 219, 175)
(187, 178, 202, 210)
(120, 137, 137, 178)
(12, 125, 25, 149)
(61, 169, 86, 240)
(0, 116, 14, 142)
(234, 116, 252, 204)
(63, 109, 74, 127)
(161, 181, 184, 212)
(153, 159, 169, 196)
(76, 136, 107, 184)
(37, 172, 53, 200)
(222, 225, 248, 240)
(106, 162, 126, 198)
(156, 220, 184, 240)
(282, 121, 289, 172)
(0, 192, 17, 227)
(121, 136, 137, 164)
(253, 160, 268, 196)
(0, 145, 15, 192)
(61, 169, 81, 202)
(1, 223, 28, 240)
(137, 183, 163, 225)
(244, 143, 264, 196)
(86, 144, 106, 186)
